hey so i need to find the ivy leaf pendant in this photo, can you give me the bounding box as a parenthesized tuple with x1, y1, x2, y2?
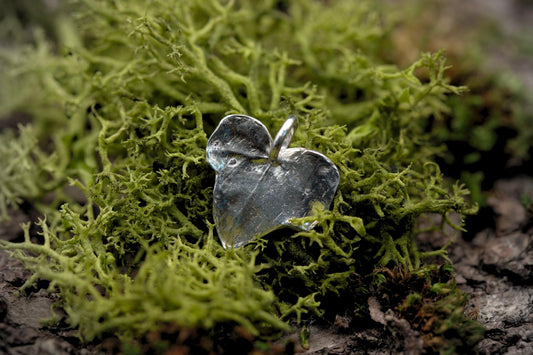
(206, 114, 339, 249)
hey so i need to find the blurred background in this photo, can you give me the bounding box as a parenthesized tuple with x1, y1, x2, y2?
(1, 1, 532, 353)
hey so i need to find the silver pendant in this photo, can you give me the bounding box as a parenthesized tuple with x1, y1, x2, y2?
(206, 114, 340, 249)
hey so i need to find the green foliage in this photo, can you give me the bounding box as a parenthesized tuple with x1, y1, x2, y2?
(380, 0, 533, 207)
(0, 126, 41, 221)
(0, 0, 475, 342)
(8, 221, 287, 339)
(433, 69, 533, 206)
(436, 70, 533, 158)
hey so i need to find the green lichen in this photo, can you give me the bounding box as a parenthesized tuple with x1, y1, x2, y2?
(433, 70, 533, 206)
(383, 0, 533, 206)
(0, 0, 476, 343)
(0, 126, 41, 221)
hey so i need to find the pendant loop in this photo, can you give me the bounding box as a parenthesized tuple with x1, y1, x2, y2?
(270, 115, 297, 161)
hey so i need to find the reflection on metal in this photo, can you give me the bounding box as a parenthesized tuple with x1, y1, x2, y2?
(206, 114, 340, 249)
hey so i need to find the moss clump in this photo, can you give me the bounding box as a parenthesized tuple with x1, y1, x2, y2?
(0, 126, 42, 221)
(1, 0, 476, 343)
(383, 0, 533, 206)
(433, 72, 529, 206)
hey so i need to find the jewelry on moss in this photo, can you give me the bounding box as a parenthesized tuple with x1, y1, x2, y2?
(206, 114, 340, 249)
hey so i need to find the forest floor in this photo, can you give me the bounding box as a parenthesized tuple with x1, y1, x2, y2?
(1, 0, 532, 354)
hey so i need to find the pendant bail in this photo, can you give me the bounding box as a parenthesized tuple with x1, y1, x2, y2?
(269, 115, 297, 161)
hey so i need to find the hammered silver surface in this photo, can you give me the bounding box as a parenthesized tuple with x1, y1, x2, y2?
(207, 114, 339, 249)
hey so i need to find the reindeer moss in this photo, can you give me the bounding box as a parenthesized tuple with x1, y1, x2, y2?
(1, 0, 476, 342)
